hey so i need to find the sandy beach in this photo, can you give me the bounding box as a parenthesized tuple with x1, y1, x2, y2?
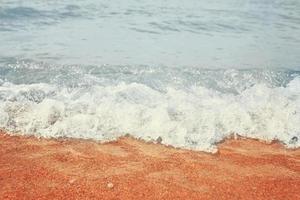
(0, 131, 299, 200)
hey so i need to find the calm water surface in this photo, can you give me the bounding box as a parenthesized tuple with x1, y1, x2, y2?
(0, 0, 299, 68)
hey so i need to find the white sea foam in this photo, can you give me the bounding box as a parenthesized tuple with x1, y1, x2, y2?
(0, 76, 299, 152)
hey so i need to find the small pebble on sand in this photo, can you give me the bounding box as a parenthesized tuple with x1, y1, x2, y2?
(156, 136, 162, 144)
(69, 179, 76, 184)
(107, 182, 114, 189)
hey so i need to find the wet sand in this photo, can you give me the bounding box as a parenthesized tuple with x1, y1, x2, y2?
(0, 131, 299, 200)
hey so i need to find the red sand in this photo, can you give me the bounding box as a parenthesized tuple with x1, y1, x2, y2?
(0, 131, 299, 200)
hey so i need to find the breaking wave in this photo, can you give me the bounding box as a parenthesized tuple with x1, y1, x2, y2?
(0, 63, 299, 152)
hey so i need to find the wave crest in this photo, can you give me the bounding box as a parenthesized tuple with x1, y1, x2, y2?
(0, 76, 299, 152)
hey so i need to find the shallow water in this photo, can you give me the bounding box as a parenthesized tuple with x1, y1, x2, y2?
(1, 0, 300, 67)
(0, 0, 299, 151)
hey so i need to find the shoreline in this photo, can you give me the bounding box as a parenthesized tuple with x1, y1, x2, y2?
(2, 130, 298, 153)
(0, 131, 299, 199)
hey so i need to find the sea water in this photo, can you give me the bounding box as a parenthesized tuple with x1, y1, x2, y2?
(0, 0, 299, 152)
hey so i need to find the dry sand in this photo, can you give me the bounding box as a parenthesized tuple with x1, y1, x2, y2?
(0, 130, 299, 200)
